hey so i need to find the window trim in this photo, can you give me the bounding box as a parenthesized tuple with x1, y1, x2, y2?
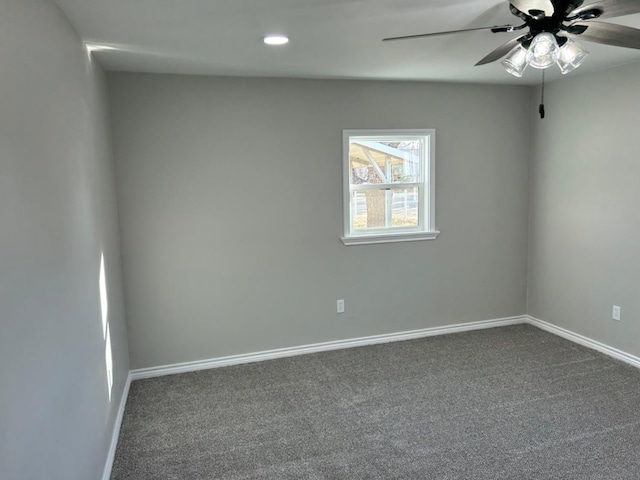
(341, 129, 439, 246)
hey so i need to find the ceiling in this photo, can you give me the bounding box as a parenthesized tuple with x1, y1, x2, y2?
(55, 0, 640, 85)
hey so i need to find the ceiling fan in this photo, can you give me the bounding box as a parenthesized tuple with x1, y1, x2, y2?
(383, 0, 640, 77)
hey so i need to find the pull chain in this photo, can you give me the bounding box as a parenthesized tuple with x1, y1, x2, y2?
(539, 70, 546, 119)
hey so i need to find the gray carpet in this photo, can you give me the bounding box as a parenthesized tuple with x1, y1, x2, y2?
(111, 325, 640, 479)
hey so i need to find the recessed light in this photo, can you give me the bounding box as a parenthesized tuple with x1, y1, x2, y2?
(263, 35, 289, 46)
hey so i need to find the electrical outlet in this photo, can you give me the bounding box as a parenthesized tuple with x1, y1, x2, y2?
(337, 299, 345, 314)
(612, 305, 621, 321)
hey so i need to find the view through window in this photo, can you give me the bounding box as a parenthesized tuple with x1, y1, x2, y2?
(342, 129, 437, 245)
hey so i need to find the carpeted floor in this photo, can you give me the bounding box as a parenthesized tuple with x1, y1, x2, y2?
(111, 325, 640, 479)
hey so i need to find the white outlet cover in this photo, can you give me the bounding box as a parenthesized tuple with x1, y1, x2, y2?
(612, 305, 621, 321)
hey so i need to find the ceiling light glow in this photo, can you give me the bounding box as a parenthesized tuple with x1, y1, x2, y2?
(502, 34, 588, 77)
(501, 45, 528, 78)
(527, 33, 559, 69)
(557, 39, 589, 74)
(263, 35, 289, 46)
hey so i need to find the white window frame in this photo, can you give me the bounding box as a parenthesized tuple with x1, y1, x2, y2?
(341, 129, 439, 246)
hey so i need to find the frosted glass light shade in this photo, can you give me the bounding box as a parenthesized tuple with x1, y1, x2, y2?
(501, 44, 529, 77)
(557, 39, 589, 74)
(527, 33, 559, 69)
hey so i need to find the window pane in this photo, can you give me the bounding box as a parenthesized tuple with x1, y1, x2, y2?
(350, 139, 423, 185)
(352, 187, 419, 230)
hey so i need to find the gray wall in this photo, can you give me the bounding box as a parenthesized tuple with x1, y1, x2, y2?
(0, 1, 129, 479)
(109, 74, 532, 369)
(528, 63, 640, 357)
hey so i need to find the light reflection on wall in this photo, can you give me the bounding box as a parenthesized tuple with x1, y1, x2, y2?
(99, 253, 114, 401)
(99, 254, 108, 338)
(105, 324, 114, 401)
(84, 43, 118, 62)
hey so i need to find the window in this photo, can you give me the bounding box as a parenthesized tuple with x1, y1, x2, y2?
(342, 129, 438, 245)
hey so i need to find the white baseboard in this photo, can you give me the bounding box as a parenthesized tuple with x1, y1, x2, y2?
(130, 315, 527, 380)
(102, 372, 131, 480)
(525, 315, 640, 369)
(129, 316, 640, 381)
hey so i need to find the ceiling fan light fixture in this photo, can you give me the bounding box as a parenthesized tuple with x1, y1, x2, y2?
(501, 44, 529, 77)
(526, 32, 560, 69)
(556, 39, 589, 74)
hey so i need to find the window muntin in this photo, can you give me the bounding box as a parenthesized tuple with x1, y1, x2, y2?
(342, 129, 437, 245)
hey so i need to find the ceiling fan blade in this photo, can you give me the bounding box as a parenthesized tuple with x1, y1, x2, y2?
(510, 0, 555, 16)
(570, 0, 640, 19)
(566, 21, 640, 49)
(382, 25, 514, 42)
(475, 35, 527, 65)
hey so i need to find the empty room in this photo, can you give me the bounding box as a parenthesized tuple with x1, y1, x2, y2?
(2, 0, 640, 479)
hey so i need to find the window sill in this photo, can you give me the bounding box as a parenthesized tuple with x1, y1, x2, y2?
(341, 231, 440, 246)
